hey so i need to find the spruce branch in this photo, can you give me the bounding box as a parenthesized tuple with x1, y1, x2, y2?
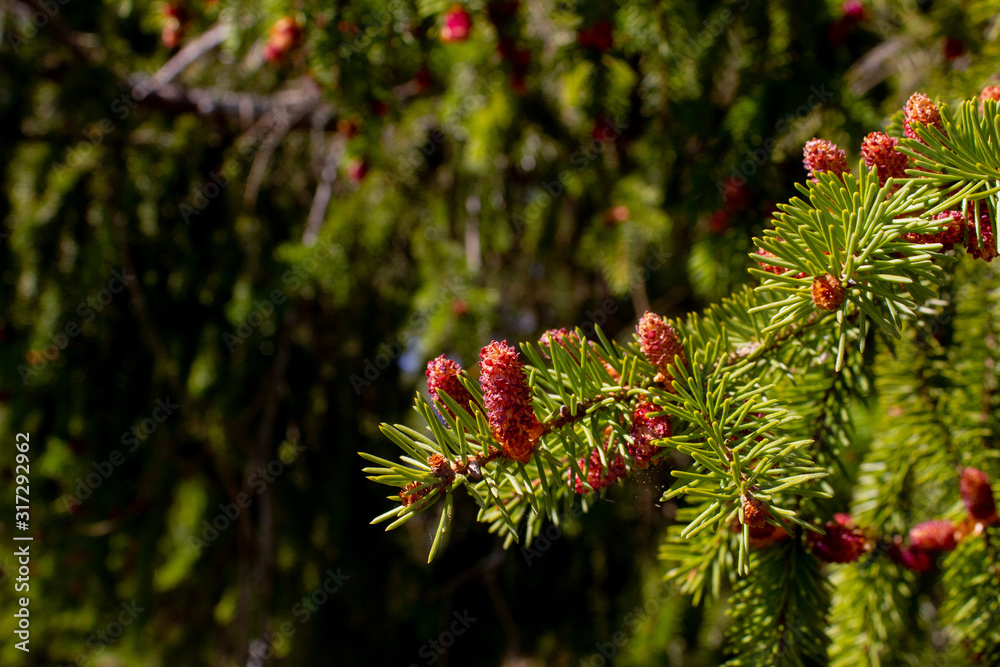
(724, 538, 831, 667)
(362, 94, 1000, 659)
(940, 526, 1000, 665)
(750, 167, 950, 370)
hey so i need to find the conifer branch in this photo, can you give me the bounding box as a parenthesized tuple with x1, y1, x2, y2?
(362, 88, 1000, 665)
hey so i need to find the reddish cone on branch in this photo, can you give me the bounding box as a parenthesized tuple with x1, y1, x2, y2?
(578, 21, 614, 51)
(263, 16, 302, 64)
(479, 340, 542, 463)
(742, 495, 769, 529)
(909, 520, 958, 551)
(980, 85, 1000, 111)
(903, 93, 944, 142)
(426, 355, 475, 419)
(628, 401, 670, 467)
(803, 138, 849, 182)
(809, 516, 867, 563)
(441, 6, 471, 43)
(569, 445, 627, 495)
(860, 131, 908, 185)
(637, 311, 686, 386)
(960, 467, 997, 522)
(811, 274, 845, 311)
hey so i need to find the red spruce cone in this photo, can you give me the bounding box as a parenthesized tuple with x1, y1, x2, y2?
(981, 85, 1000, 112)
(637, 311, 686, 386)
(904, 210, 966, 249)
(539, 328, 580, 359)
(890, 542, 933, 572)
(909, 520, 957, 551)
(427, 453, 455, 483)
(441, 5, 471, 43)
(263, 16, 301, 64)
(967, 211, 998, 262)
(754, 247, 807, 278)
(569, 446, 627, 495)
(755, 248, 785, 275)
(479, 340, 543, 463)
(399, 481, 431, 507)
(742, 496, 769, 529)
(628, 401, 670, 467)
(943, 36, 965, 61)
(903, 93, 944, 143)
(803, 138, 849, 182)
(748, 523, 788, 549)
(811, 274, 845, 311)
(860, 132, 909, 185)
(578, 20, 614, 51)
(960, 467, 998, 522)
(809, 516, 867, 563)
(842, 0, 864, 21)
(426, 355, 475, 419)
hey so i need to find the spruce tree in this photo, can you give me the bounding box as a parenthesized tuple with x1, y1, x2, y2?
(4, 0, 1000, 663)
(364, 89, 1000, 664)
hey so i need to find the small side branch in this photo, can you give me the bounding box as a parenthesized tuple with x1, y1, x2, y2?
(131, 21, 231, 101)
(129, 75, 340, 132)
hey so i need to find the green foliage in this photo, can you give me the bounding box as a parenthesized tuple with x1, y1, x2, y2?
(724, 539, 830, 666)
(941, 526, 1000, 664)
(367, 90, 1000, 665)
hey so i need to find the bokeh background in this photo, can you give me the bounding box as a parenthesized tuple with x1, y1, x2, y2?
(1, 0, 998, 664)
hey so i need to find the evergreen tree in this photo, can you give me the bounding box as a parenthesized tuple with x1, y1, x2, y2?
(366, 89, 1000, 664)
(2, 0, 999, 663)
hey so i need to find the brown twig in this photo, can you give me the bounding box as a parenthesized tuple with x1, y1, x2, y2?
(129, 75, 340, 132)
(242, 93, 320, 208)
(539, 391, 632, 437)
(302, 136, 345, 246)
(14, 0, 100, 66)
(131, 21, 231, 102)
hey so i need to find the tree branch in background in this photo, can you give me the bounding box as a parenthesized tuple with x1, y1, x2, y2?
(131, 21, 231, 102)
